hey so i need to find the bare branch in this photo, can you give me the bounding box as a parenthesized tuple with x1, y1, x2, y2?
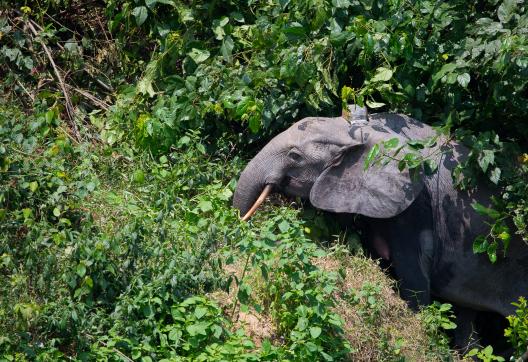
(66, 84, 110, 111)
(25, 19, 81, 142)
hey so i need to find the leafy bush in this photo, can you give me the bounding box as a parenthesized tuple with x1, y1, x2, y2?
(0, 106, 242, 358)
(505, 297, 528, 359)
(420, 302, 457, 354)
(466, 345, 505, 362)
(95, 0, 527, 138)
(97, 0, 528, 253)
(234, 211, 352, 360)
(91, 296, 260, 361)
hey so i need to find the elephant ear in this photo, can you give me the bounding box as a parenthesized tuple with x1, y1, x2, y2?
(309, 126, 424, 218)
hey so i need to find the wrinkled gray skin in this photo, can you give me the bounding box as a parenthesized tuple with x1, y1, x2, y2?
(233, 112, 528, 343)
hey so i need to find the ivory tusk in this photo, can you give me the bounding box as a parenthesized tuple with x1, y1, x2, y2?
(241, 184, 273, 221)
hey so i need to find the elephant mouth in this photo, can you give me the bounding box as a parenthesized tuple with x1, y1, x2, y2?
(241, 176, 312, 221)
(280, 175, 311, 197)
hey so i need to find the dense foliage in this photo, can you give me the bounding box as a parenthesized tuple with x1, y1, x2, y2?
(1, 0, 527, 360)
(1, 105, 455, 360)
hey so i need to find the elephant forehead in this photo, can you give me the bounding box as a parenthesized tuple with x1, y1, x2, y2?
(286, 117, 408, 156)
(291, 117, 353, 143)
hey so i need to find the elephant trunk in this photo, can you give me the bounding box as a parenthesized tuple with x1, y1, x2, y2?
(233, 144, 282, 219)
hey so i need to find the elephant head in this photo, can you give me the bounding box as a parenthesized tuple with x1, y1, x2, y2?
(233, 116, 425, 220)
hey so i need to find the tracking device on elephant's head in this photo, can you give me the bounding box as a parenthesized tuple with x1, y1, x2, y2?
(342, 103, 368, 125)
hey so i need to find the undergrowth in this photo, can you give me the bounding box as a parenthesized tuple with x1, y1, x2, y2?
(0, 105, 459, 360)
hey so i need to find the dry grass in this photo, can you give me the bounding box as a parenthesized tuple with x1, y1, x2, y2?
(315, 253, 461, 361)
(212, 251, 464, 361)
(208, 261, 278, 348)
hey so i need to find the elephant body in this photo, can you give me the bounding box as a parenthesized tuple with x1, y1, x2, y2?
(364, 113, 528, 317)
(233, 110, 528, 324)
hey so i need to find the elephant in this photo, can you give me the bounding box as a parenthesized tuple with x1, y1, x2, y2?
(232, 106, 528, 346)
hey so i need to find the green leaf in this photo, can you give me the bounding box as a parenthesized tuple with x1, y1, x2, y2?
(168, 328, 182, 341)
(365, 100, 385, 108)
(186, 322, 209, 336)
(473, 235, 488, 254)
(432, 63, 458, 83)
(213, 17, 229, 40)
(137, 59, 158, 97)
(231, 12, 244, 23)
(29, 181, 38, 192)
(407, 140, 425, 150)
(3, 47, 21, 62)
(22, 208, 32, 219)
(312, 248, 326, 257)
(248, 114, 261, 133)
(131, 6, 148, 26)
(364, 143, 380, 169)
(278, 220, 290, 233)
(498, 231, 510, 242)
(397, 160, 407, 172)
(211, 324, 223, 338)
(178, 135, 191, 146)
(457, 73, 470, 88)
(188, 48, 210, 64)
(296, 317, 309, 331)
(133, 170, 145, 184)
(498, 0, 519, 23)
(478, 150, 494, 173)
(22, 57, 33, 70)
(371, 67, 393, 82)
(489, 167, 501, 184)
(466, 348, 479, 357)
(438, 303, 452, 312)
(198, 200, 213, 212)
(194, 306, 208, 319)
(471, 203, 501, 219)
(383, 138, 399, 149)
(146, 0, 174, 9)
(487, 242, 498, 263)
(283, 23, 306, 40)
(309, 326, 322, 338)
(441, 321, 457, 330)
(220, 36, 234, 62)
(424, 159, 438, 176)
(76, 263, 86, 278)
(333, 0, 352, 7)
(53, 207, 61, 217)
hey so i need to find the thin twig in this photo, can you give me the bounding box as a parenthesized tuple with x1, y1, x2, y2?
(9, 146, 34, 157)
(25, 19, 81, 142)
(230, 252, 252, 322)
(94, 77, 114, 92)
(66, 84, 110, 111)
(58, 124, 80, 144)
(15, 78, 35, 102)
(112, 348, 134, 362)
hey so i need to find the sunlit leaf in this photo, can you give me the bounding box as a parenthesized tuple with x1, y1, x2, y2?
(131, 6, 148, 26)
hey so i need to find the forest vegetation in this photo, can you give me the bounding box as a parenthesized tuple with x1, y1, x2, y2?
(0, 0, 527, 360)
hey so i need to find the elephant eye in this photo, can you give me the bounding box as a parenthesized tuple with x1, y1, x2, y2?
(287, 149, 303, 162)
